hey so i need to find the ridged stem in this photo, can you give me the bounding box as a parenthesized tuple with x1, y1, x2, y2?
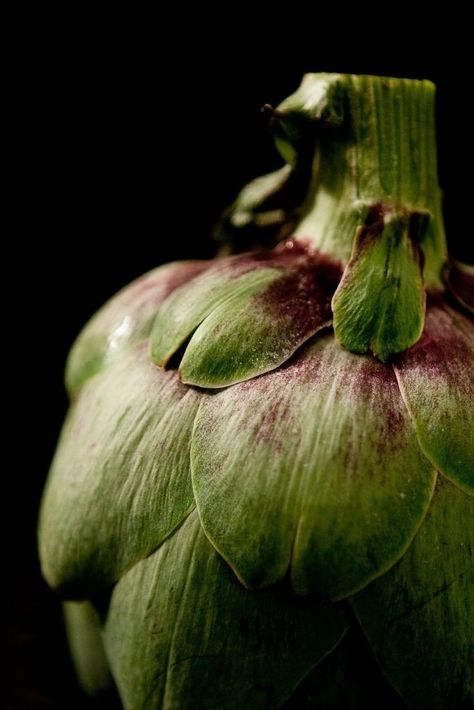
(276, 74, 446, 288)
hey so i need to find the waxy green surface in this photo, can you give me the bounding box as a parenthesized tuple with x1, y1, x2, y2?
(332, 210, 426, 361)
(152, 245, 341, 388)
(63, 601, 112, 697)
(39, 345, 201, 595)
(150, 256, 281, 368)
(103, 511, 348, 710)
(192, 335, 437, 599)
(65, 261, 210, 396)
(352, 478, 474, 708)
(394, 297, 474, 495)
(394, 301, 474, 495)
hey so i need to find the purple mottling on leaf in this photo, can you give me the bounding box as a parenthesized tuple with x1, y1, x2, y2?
(223, 238, 341, 281)
(355, 203, 386, 249)
(121, 260, 213, 306)
(254, 248, 342, 337)
(395, 296, 474, 394)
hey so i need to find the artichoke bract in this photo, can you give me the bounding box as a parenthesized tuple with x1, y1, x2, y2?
(39, 74, 474, 709)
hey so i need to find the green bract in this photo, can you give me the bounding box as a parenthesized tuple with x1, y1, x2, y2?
(39, 73, 474, 709)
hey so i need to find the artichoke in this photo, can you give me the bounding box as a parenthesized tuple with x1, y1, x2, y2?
(39, 73, 473, 709)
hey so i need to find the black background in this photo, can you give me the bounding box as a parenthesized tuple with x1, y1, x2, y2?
(5, 14, 472, 708)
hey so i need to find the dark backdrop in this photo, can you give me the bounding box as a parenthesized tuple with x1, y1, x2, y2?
(6, 18, 472, 708)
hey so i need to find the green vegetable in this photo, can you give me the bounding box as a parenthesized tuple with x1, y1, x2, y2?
(39, 73, 474, 709)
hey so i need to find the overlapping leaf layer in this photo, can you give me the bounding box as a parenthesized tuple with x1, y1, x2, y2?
(39, 246, 473, 708)
(39, 72, 474, 709)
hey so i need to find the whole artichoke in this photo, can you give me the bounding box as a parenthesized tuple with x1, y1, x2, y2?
(39, 73, 473, 709)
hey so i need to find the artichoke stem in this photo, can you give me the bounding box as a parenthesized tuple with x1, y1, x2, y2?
(271, 73, 447, 290)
